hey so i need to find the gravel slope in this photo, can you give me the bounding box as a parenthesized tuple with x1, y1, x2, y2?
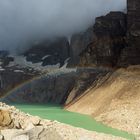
(66, 65, 140, 136)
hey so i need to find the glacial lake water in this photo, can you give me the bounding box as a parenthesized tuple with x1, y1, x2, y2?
(13, 104, 135, 140)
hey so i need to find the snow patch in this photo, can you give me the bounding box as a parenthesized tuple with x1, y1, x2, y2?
(42, 55, 51, 60)
(14, 70, 24, 73)
(0, 66, 5, 71)
(7, 55, 61, 73)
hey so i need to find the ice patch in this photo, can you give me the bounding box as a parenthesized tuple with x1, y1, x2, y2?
(7, 55, 61, 73)
(42, 55, 51, 60)
(0, 66, 5, 71)
(14, 70, 24, 73)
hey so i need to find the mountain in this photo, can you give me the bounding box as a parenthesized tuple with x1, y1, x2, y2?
(0, 0, 140, 102)
(24, 37, 71, 67)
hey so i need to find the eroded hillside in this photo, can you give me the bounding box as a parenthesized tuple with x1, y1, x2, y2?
(66, 65, 140, 135)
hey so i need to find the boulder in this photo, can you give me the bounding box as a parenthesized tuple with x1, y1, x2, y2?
(0, 110, 12, 129)
(29, 116, 41, 126)
(0, 135, 4, 140)
(12, 135, 29, 140)
(1, 129, 27, 140)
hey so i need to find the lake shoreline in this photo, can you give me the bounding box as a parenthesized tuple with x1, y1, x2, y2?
(13, 103, 135, 140)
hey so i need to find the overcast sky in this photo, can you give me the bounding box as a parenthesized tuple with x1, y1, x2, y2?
(0, 0, 126, 53)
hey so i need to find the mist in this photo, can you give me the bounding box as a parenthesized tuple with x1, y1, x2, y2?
(0, 0, 126, 53)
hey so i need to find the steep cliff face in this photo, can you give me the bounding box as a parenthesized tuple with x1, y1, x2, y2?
(119, 0, 140, 66)
(79, 0, 140, 67)
(119, 36, 140, 66)
(0, 68, 109, 105)
(0, 51, 14, 67)
(68, 27, 94, 66)
(0, 52, 39, 98)
(24, 37, 71, 67)
(79, 12, 127, 67)
(0, 68, 38, 98)
(0, 71, 77, 104)
(127, 0, 140, 30)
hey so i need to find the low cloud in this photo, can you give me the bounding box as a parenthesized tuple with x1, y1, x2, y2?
(0, 0, 126, 53)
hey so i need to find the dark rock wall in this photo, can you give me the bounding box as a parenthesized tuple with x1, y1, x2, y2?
(0, 69, 37, 98)
(119, 0, 140, 66)
(78, 0, 140, 67)
(127, 0, 140, 30)
(1, 72, 77, 104)
(68, 27, 94, 66)
(24, 37, 71, 67)
(79, 12, 127, 67)
(0, 68, 109, 105)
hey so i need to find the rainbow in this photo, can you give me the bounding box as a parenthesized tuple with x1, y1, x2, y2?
(0, 68, 77, 102)
(0, 74, 44, 101)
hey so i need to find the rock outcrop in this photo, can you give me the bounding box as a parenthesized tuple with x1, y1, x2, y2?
(68, 27, 94, 66)
(0, 68, 109, 105)
(0, 67, 38, 98)
(0, 51, 41, 98)
(0, 70, 77, 104)
(79, 0, 140, 67)
(65, 68, 109, 105)
(119, 0, 140, 66)
(127, 0, 140, 31)
(0, 110, 12, 129)
(24, 37, 71, 67)
(0, 51, 14, 67)
(79, 12, 127, 67)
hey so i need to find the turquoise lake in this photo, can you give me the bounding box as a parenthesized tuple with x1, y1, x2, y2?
(11, 104, 136, 140)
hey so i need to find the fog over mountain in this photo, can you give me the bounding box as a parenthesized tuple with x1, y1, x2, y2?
(0, 0, 126, 53)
